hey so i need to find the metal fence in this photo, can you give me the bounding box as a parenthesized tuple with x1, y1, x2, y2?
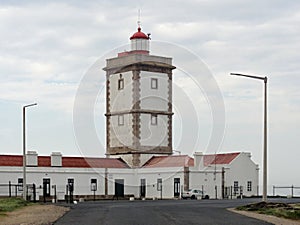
(273, 185, 300, 197)
(0, 182, 37, 201)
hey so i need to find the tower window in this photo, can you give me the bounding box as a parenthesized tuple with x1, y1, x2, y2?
(151, 78, 158, 89)
(118, 115, 124, 126)
(151, 114, 157, 125)
(118, 78, 124, 90)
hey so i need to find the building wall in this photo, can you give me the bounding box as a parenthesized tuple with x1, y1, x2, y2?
(110, 114, 133, 147)
(108, 71, 134, 148)
(140, 114, 168, 147)
(189, 170, 223, 199)
(109, 71, 133, 112)
(0, 166, 185, 200)
(225, 153, 259, 196)
(140, 71, 169, 111)
(0, 153, 259, 200)
(137, 167, 185, 199)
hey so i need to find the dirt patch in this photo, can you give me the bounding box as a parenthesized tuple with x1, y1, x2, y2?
(0, 204, 69, 225)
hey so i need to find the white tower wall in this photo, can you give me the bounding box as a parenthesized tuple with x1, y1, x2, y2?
(140, 71, 169, 111)
(140, 114, 168, 147)
(109, 71, 133, 112)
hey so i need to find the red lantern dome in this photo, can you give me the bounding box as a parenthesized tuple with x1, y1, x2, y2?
(130, 27, 149, 40)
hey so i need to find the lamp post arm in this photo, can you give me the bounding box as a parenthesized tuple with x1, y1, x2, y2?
(23, 103, 37, 109)
(230, 73, 266, 81)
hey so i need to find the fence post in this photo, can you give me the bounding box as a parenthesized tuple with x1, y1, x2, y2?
(53, 185, 57, 203)
(292, 185, 294, 198)
(65, 184, 68, 203)
(9, 181, 11, 197)
(215, 185, 217, 199)
(273, 185, 275, 196)
(33, 184, 36, 203)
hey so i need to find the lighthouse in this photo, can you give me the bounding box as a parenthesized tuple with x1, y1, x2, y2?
(103, 25, 176, 167)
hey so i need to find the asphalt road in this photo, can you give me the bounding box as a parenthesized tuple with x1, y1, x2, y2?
(54, 198, 298, 225)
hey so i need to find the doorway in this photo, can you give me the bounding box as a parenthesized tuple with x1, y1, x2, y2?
(115, 179, 124, 197)
(140, 179, 146, 198)
(174, 178, 180, 197)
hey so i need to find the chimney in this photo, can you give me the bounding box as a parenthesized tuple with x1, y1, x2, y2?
(51, 152, 62, 167)
(193, 152, 204, 169)
(26, 151, 38, 166)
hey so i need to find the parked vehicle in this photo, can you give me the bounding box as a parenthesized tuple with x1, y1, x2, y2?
(181, 189, 209, 199)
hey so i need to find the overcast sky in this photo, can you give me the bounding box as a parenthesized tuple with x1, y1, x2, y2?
(1, 0, 300, 193)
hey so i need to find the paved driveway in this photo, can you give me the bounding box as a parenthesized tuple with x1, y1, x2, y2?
(55, 199, 278, 225)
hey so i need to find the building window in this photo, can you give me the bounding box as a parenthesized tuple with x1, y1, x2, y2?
(118, 75, 124, 90)
(157, 178, 162, 191)
(151, 114, 157, 125)
(91, 179, 97, 191)
(247, 181, 252, 192)
(67, 178, 74, 193)
(151, 78, 158, 89)
(233, 181, 239, 195)
(43, 178, 51, 197)
(18, 178, 23, 191)
(140, 179, 146, 198)
(118, 115, 124, 126)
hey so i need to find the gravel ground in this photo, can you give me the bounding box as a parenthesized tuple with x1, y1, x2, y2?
(0, 204, 69, 225)
(229, 208, 300, 225)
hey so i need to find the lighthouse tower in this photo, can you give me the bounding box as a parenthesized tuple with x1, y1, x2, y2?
(103, 25, 175, 167)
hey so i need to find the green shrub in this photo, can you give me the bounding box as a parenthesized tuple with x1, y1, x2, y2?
(0, 198, 29, 212)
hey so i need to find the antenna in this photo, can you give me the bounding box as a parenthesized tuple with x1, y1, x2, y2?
(137, 9, 141, 28)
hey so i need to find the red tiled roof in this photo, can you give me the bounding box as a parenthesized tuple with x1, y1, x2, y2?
(142, 155, 194, 168)
(0, 153, 240, 168)
(203, 153, 240, 166)
(0, 155, 23, 167)
(0, 155, 128, 168)
(38, 156, 51, 167)
(62, 157, 128, 168)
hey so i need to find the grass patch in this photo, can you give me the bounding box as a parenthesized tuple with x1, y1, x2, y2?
(0, 198, 30, 214)
(237, 202, 300, 220)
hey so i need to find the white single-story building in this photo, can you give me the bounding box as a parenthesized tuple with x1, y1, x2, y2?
(0, 151, 258, 201)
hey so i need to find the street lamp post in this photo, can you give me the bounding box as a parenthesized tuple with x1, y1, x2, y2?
(23, 103, 37, 200)
(230, 73, 268, 202)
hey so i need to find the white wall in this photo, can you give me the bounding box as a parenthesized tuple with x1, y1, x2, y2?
(0, 166, 184, 199)
(131, 39, 149, 51)
(140, 71, 169, 111)
(110, 114, 133, 147)
(225, 153, 259, 196)
(0, 153, 258, 199)
(140, 114, 168, 147)
(109, 71, 133, 112)
(137, 167, 184, 199)
(189, 170, 223, 199)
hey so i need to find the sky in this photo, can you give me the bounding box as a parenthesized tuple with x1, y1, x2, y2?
(0, 0, 300, 193)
